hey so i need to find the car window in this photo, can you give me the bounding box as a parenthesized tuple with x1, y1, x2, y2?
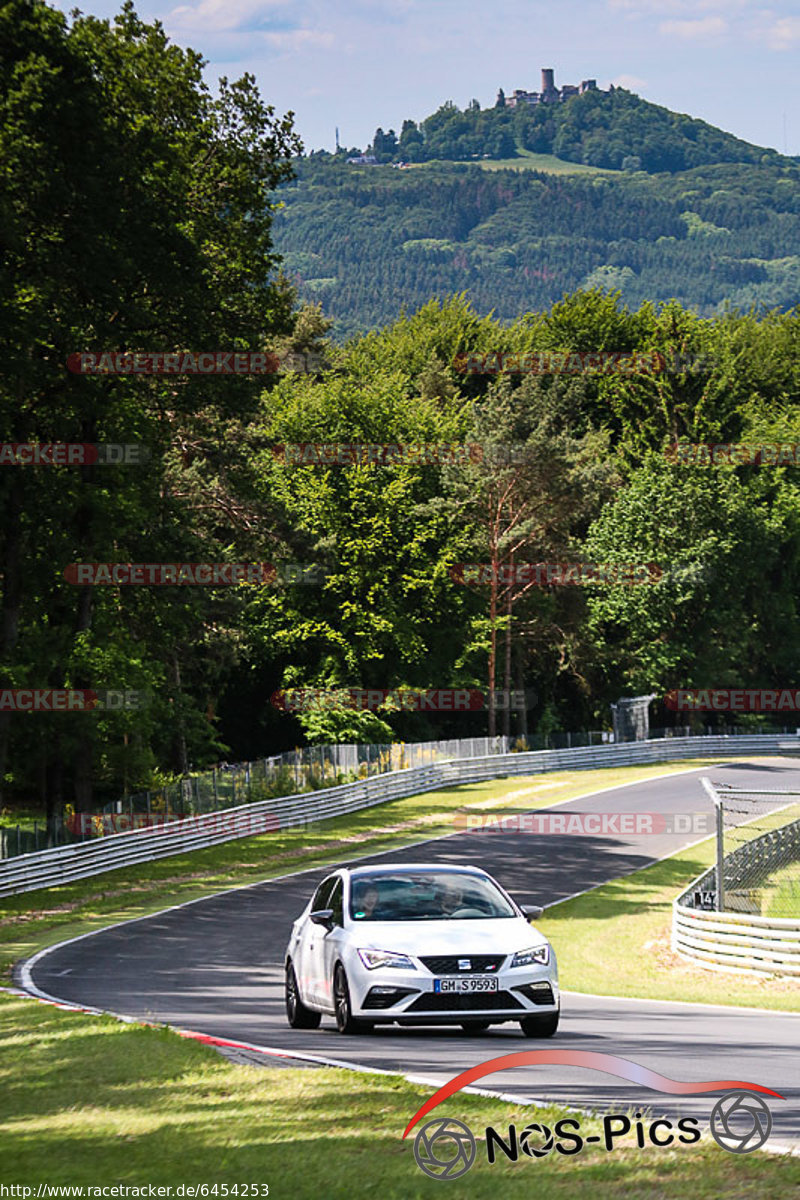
(310, 875, 336, 912)
(349, 872, 517, 921)
(329, 878, 344, 926)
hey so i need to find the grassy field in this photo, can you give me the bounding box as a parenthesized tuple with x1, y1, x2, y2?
(762, 858, 800, 917)
(478, 149, 619, 175)
(400, 150, 618, 176)
(1, 991, 797, 1194)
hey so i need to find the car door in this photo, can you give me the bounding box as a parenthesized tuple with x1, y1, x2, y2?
(314, 876, 346, 1011)
(296, 875, 336, 1006)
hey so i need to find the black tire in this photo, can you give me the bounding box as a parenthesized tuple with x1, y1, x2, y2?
(333, 963, 369, 1035)
(285, 962, 321, 1029)
(460, 1021, 491, 1035)
(519, 1008, 559, 1038)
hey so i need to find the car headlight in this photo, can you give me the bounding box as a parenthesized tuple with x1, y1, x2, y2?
(511, 944, 550, 968)
(357, 948, 417, 970)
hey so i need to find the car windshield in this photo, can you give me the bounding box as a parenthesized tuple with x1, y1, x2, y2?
(349, 872, 517, 921)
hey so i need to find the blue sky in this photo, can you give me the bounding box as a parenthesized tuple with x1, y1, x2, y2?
(57, 1, 800, 155)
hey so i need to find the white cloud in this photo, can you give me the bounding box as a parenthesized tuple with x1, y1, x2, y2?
(262, 29, 334, 49)
(658, 15, 727, 38)
(610, 0, 750, 10)
(765, 16, 800, 49)
(169, 0, 292, 34)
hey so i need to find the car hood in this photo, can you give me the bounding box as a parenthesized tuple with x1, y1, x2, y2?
(347, 916, 548, 957)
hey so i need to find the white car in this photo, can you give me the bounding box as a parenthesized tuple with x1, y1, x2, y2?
(284, 863, 559, 1036)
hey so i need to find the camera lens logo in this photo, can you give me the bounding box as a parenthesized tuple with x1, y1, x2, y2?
(413, 1117, 476, 1180)
(710, 1092, 772, 1153)
(519, 1122, 555, 1157)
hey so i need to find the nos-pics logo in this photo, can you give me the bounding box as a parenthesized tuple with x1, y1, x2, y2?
(404, 1051, 781, 1180)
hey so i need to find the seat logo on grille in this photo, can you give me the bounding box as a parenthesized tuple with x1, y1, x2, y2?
(458, 959, 472, 970)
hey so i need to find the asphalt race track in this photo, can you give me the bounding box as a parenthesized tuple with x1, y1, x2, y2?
(19, 759, 800, 1150)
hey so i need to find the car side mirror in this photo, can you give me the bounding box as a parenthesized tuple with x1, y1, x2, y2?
(310, 908, 334, 929)
(521, 904, 544, 922)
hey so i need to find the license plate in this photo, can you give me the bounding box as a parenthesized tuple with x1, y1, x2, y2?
(434, 976, 499, 994)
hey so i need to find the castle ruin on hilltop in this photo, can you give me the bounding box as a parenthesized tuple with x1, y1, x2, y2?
(497, 68, 602, 108)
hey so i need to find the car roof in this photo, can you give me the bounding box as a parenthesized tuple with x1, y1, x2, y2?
(346, 863, 490, 879)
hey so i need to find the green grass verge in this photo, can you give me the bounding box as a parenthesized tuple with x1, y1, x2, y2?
(762, 858, 800, 917)
(539, 807, 800, 1010)
(0, 760, 729, 982)
(1, 992, 797, 1193)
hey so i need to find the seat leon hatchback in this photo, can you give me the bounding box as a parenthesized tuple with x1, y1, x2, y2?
(284, 863, 559, 1036)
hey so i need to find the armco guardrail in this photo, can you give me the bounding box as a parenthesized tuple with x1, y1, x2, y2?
(672, 906, 800, 976)
(673, 815, 800, 976)
(2, 733, 799, 899)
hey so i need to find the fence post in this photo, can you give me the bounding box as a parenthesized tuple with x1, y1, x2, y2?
(16, 824, 21, 856)
(213, 768, 219, 808)
(715, 797, 725, 913)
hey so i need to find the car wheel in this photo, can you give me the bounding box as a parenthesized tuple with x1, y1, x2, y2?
(519, 1008, 559, 1038)
(333, 963, 368, 1035)
(460, 1021, 491, 1034)
(285, 962, 321, 1029)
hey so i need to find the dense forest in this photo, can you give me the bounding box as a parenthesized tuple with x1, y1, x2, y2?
(274, 158, 800, 338)
(4, 3, 800, 820)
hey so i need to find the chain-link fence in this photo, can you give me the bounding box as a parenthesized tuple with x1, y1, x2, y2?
(4, 724, 800, 859)
(698, 779, 800, 916)
(87, 736, 511, 838)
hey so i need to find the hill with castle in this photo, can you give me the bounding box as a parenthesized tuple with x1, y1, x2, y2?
(279, 78, 800, 338)
(331, 72, 789, 174)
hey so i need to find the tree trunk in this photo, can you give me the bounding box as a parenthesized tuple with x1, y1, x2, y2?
(72, 449, 96, 813)
(514, 650, 528, 744)
(172, 653, 190, 775)
(488, 574, 497, 738)
(0, 484, 23, 810)
(503, 567, 513, 741)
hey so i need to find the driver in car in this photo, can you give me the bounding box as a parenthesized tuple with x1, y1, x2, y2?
(438, 880, 464, 915)
(353, 883, 381, 919)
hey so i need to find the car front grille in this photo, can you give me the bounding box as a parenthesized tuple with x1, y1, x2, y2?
(418, 954, 505, 975)
(405, 990, 523, 1013)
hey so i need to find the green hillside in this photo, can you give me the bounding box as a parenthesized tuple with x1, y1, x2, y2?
(273, 157, 800, 339)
